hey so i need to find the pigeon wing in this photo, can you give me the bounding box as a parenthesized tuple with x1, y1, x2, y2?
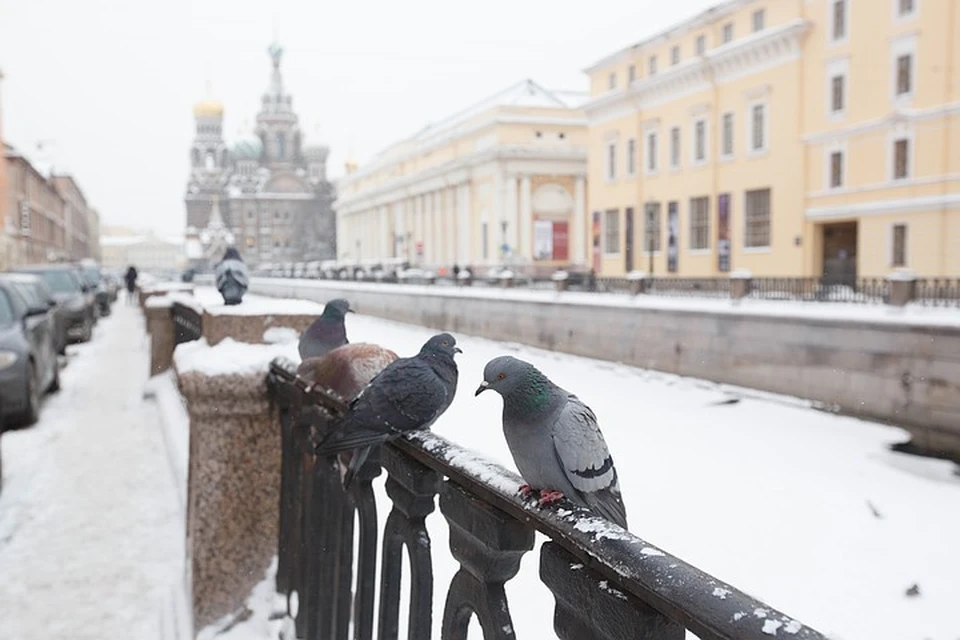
(315, 357, 445, 455)
(551, 395, 628, 528)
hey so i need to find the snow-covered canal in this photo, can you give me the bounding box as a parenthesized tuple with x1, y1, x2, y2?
(1, 294, 958, 639)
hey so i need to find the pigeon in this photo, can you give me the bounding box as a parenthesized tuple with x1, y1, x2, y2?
(476, 356, 628, 529)
(299, 298, 353, 360)
(214, 247, 249, 306)
(315, 333, 462, 488)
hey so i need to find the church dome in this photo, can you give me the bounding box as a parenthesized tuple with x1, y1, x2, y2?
(233, 138, 263, 161)
(193, 99, 224, 118)
(302, 145, 329, 163)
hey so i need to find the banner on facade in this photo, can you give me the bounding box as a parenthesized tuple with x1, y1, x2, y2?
(592, 212, 601, 272)
(667, 202, 679, 273)
(534, 220, 553, 260)
(718, 193, 731, 272)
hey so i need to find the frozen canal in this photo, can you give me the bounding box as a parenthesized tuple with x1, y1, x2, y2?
(1, 292, 958, 639)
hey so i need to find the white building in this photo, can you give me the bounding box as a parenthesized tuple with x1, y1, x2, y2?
(100, 232, 185, 273)
(334, 80, 589, 274)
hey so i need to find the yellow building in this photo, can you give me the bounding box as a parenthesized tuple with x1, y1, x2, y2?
(334, 80, 589, 273)
(583, 0, 959, 278)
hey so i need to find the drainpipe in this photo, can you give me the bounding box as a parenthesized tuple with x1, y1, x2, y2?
(940, 0, 956, 275)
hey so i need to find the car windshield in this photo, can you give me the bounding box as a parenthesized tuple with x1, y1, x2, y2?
(83, 267, 101, 282)
(37, 270, 81, 294)
(0, 291, 14, 325)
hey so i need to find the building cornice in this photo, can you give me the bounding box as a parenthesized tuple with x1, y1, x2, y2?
(334, 145, 587, 215)
(583, 19, 810, 125)
(806, 193, 960, 220)
(802, 102, 960, 144)
(582, 0, 758, 74)
(338, 111, 586, 187)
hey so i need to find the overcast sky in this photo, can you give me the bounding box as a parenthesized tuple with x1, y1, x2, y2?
(0, 0, 718, 237)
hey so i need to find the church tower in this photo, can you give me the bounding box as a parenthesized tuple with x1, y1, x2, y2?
(255, 42, 301, 167)
(185, 96, 227, 229)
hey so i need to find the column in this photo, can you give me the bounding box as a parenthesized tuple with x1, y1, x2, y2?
(519, 175, 532, 261)
(425, 191, 435, 266)
(380, 206, 390, 260)
(445, 187, 456, 266)
(458, 183, 471, 265)
(504, 174, 518, 259)
(573, 176, 586, 266)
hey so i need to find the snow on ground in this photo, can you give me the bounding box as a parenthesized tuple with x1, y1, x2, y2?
(210, 291, 960, 640)
(0, 304, 183, 640)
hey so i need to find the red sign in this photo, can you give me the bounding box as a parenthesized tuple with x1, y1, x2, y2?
(552, 221, 569, 261)
(416, 241, 424, 256)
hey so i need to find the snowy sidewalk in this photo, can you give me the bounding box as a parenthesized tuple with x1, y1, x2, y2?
(0, 304, 182, 639)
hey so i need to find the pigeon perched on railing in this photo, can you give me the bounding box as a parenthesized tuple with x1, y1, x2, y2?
(476, 356, 628, 529)
(298, 298, 353, 360)
(214, 247, 249, 306)
(315, 333, 462, 488)
(298, 343, 399, 403)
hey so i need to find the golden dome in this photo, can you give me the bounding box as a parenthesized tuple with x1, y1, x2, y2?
(193, 99, 224, 118)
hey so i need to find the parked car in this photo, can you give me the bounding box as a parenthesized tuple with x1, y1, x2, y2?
(3, 274, 68, 356)
(77, 260, 111, 317)
(0, 276, 60, 426)
(12, 265, 95, 344)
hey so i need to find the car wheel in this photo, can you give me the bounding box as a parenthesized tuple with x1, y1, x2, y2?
(19, 362, 41, 426)
(48, 360, 61, 393)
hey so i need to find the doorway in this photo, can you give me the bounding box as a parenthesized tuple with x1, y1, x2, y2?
(821, 221, 858, 286)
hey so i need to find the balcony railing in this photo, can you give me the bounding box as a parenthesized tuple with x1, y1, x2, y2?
(267, 357, 830, 640)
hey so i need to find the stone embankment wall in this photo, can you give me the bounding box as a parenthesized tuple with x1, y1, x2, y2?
(248, 277, 960, 460)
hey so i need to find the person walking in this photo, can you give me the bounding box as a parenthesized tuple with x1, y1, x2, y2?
(123, 265, 138, 306)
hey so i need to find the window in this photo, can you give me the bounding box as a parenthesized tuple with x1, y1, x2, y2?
(604, 209, 620, 254)
(482, 222, 489, 258)
(830, 151, 843, 188)
(897, 0, 916, 18)
(891, 224, 907, 266)
(690, 197, 710, 250)
(752, 9, 765, 32)
(896, 54, 912, 96)
(696, 35, 706, 55)
(723, 23, 734, 44)
(646, 131, 658, 174)
(670, 127, 681, 168)
(830, 75, 847, 115)
(744, 188, 771, 248)
(671, 46, 680, 66)
(628, 65, 636, 83)
(893, 138, 910, 179)
(694, 118, 707, 163)
(608, 73, 617, 90)
(627, 138, 637, 176)
(644, 202, 662, 252)
(606, 141, 617, 180)
(750, 103, 767, 153)
(649, 56, 658, 75)
(831, 1, 847, 41)
(721, 112, 734, 158)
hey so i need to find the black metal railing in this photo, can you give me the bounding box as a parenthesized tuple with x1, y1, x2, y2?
(267, 358, 830, 640)
(647, 277, 732, 298)
(747, 277, 889, 304)
(171, 301, 203, 345)
(914, 278, 960, 307)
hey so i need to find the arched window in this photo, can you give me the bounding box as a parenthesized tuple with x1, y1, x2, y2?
(276, 133, 286, 160)
(205, 151, 215, 170)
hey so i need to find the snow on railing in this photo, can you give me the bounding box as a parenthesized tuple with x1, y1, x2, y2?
(266, 358, 830, 640)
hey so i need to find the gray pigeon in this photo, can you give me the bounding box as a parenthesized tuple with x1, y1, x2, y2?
(315, 332, 461, 487)
(476, 356, 628, 529)
(299, 298, 353, 360)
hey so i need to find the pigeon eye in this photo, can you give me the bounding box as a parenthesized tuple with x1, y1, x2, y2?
(497, 373, 506, 380)
(441, 340, 449, 346)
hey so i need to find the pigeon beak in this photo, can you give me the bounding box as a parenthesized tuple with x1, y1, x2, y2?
(454, 347, 463, 354)
(346, 308, 355, 313)
(475, 380, 489, 396)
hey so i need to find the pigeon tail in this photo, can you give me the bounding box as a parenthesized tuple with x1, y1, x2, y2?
(582, 485, 629, 529)
(342, 445, 373, 490)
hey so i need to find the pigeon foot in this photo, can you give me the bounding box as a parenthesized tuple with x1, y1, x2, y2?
(538, 490, 565, 506)
(518, 484, 534, 498)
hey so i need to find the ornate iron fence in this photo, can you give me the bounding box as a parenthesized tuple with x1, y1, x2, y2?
(647, 277, 732, 298)
(914, 278, 960, 307)
(747, 277, 888, 304)
(171, 301, 203, 345)
(267, 358, 829, 640)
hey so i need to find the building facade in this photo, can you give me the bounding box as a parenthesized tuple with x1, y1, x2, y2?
(184, 42, 336, 267)
(583, 0, 959, 278)
(101, 232, 184, 273)
(334, 80, 589, 273)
